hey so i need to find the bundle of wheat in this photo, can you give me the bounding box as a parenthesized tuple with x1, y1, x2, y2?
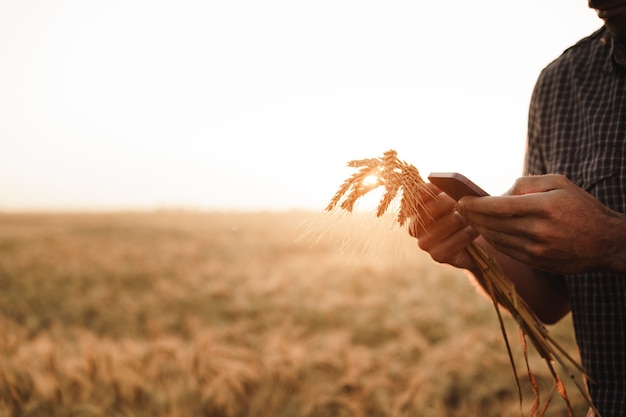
(326, 149, 599, 417)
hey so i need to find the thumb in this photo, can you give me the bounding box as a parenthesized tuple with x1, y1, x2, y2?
(505, 174, 568, 196)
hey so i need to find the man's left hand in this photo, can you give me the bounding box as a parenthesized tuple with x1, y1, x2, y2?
(456, 174, 626, 274)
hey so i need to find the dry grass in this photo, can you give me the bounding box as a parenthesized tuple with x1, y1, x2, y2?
(325, 150, 596, 417)
(0, 210, 588, 416)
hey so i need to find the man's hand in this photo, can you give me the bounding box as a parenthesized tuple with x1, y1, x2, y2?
(456, 174, 626, 274)
(408, 182, 479, 272)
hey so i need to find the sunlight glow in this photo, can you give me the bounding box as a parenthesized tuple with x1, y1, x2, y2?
(0, 0, 602, 211)
(362, 175, 382, 187)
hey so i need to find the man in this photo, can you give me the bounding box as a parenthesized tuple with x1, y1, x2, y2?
(409, 1, 626, 415)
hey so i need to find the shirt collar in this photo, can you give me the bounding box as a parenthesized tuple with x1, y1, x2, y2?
(612, 37, 626, 70)
(600, 27, 626, 72)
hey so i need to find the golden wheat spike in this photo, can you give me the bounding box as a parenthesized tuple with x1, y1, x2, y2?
(326, 150, 430, 222)
(326, 165, 381, 212)
(326, 149, 600, 417)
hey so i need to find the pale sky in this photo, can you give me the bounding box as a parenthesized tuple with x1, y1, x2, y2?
(0, 1, 602, 211)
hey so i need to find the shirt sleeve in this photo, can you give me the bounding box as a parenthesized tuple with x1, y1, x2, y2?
(523, 71, 547, 177)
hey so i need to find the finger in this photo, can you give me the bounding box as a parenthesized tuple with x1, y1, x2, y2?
(424, 181, 443, 197)
(417, 210, 475, 246)
(459, 209, 536, 239)
(476, 226, 534, 254)
(417, 211, 477, 259)
(457, 175, 573, 217)
(478, 232, 551, 271)
(413, 191, 458, 235)
(421, 225, 479, 267)
(419, 222, 479, 254)
(415, 182, 444, 210)
(457, 194, 541, 217)
(506, 174, 568, 196)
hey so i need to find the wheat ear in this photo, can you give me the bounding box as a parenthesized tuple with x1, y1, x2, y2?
(326, 149, 600, 417)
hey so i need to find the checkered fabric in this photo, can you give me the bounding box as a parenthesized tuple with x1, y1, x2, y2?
(525, 26, 626, 416)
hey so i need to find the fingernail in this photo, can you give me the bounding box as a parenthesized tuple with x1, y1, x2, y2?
(455, 201, 465, 216)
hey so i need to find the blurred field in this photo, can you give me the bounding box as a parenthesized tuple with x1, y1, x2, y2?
(0, 211, 588, 416)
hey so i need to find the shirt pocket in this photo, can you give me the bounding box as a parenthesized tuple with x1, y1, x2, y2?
(577, 166, 625, 212)
(576, 167, 615, 189)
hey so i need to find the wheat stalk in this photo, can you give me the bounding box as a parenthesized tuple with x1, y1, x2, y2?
(326, 149, 600, 417)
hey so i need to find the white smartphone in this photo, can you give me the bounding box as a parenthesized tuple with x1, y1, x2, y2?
(427, 172, 489, 201)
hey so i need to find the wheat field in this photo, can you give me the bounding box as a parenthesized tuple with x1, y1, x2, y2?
(0, 211, 588, 416)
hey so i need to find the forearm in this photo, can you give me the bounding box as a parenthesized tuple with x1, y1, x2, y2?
(467, 237, 571, 325)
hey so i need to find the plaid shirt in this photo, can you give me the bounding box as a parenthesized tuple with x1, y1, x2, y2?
(526, 26, 626, 416)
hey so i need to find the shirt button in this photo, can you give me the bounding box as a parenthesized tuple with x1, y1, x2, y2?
(576, 178, 584, 187)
